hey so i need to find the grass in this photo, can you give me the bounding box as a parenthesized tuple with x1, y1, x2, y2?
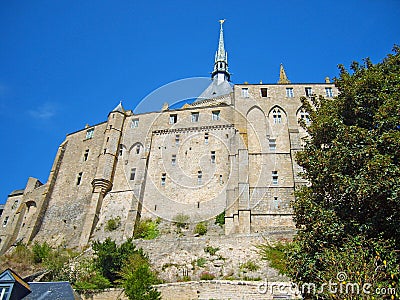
(204, 246, 220, 256)
(240, 260, 260, 272)
(256, 241, 292, 275)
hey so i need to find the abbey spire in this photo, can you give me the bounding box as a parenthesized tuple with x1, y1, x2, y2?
(212, 19, 230, 83)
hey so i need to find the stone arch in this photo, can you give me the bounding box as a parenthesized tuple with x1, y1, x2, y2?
(268, 105, 287, 126)
(296, 106, 310, 125)
(128, 142, 144, 154)
(246, 106, 267, 153)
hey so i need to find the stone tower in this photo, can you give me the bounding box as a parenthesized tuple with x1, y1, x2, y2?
(79, 103, 126, 247)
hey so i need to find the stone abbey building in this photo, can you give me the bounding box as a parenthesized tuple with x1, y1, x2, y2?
(0, 21, 337, 252)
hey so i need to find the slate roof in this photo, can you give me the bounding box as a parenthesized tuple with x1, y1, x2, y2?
(24, 282, 81, 300)
(195, 77, 233, 102)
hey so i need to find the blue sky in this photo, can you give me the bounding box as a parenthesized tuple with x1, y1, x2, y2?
(0, 0, 399, 203)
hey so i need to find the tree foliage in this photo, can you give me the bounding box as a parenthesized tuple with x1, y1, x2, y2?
(91, 238, 144, 284)
(118, 253, 161, 300)
(288, 47, 400, 298)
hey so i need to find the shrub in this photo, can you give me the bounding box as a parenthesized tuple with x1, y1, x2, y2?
(200, 271, 215, 280)
(257, 241, 292, 275)
(215, 210, 225, 227)
(194, 222, 207, 236)
(32, 241, 52, 263)
(134, 219, 159, 240)
(196, 257, 207, 268)
(173, 214, 190, 229)
(119, 253, 161, 300)
(240, 260, 260, 272)
(92, 238, 144, 284)
(105, 216, 121, 232)
(204, 246, 219, 256)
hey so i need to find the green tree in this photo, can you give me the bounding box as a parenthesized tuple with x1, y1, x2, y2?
(119, 253, 161, 300)
(288, 47, 400, 298)
(92, 238, 143, 284)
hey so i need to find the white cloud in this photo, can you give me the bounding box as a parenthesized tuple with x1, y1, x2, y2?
(28, 102, 57, 120)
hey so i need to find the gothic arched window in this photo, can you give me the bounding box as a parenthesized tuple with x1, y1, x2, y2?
(272, 109, 282, 124)
(299, 108, 310, 124)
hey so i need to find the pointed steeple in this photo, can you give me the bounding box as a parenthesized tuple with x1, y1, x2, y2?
(278, 64, 291, 84)
(211, 19, 230, 83)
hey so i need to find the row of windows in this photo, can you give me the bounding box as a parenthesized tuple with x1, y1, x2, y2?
(131, 111, 221, 128)
(158, 172, 224, 186)
(241, 87, 334, 98)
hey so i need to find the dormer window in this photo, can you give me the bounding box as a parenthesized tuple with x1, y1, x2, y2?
(85, 128, 94, 139)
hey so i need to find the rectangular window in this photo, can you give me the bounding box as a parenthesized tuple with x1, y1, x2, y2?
(0, 287, 10, 299)
(83, 149, 89, 161)
(212, 110, 220, 121)
(197, 171, 202, 185)
(305, 87, 313, 97)
(130, 168, 136, 181)
(272, 171, 278, 185)
(211, 151, 216, 163)
(3, 216, 9, 227)
(161, 173, 166, 186)
(131, 118, 139, 128)
(169, 114, 178, 124)
(85, 128, 94, 139)
(286, 88, 294, 98)
(325, 87, 333, 97)
(241, 88, 249, 98)
(191, 112, 199, 122)
(204, 133, 209, 145)
(175, 134, 180, 146)
(260, 88, 268, 97)
(171, 154, 176, 166)
(119, 144, 123, 156)
(77, 172, 83, 186)
(269, 138, 276, 150)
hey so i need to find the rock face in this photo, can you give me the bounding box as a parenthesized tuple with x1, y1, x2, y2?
(132, 223, 293, 283)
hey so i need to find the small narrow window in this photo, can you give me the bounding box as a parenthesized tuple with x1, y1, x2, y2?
(260, 88, 268, 97)
(3, 216, 9, 227)
(131, 118, 139, 128)
(272, 171, 278, 185)
(154, 205, 157, 211)
(106, 137, 109, 143)
(83, 149, 89, 161)
(191, 112, 199, 122)
(103, 148, 107, 154)
(197, 171, 202, 185)
(272, 109, 282, 124)
(325, 87, 333, 97)
(169, 114, 178, 124)
(204, 133, 209, 145)
(109, 125, 112, 130)
(269, 138, 276, 150)
(212, 110, 220, 121)
(171, 154, 176, 166)
(219, 174, 223, 184)
(286, 88, 294, 98)
(175, 134, 180, 146)
(85, 128, 94, 139)
(305, 87, 312, 97)
(130, 168, 136, 181)
(241, 87, 249, 98)
(197, 202, 200, 208)
(136, 145, 140, 155)
(77, 172, 83, 185)
(11, 200, 19, 210)
(211, 151, 216, 163)
(119, 144, 123, 156)
(273, 197, 280, 210)
(161, 173, 166, 186)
